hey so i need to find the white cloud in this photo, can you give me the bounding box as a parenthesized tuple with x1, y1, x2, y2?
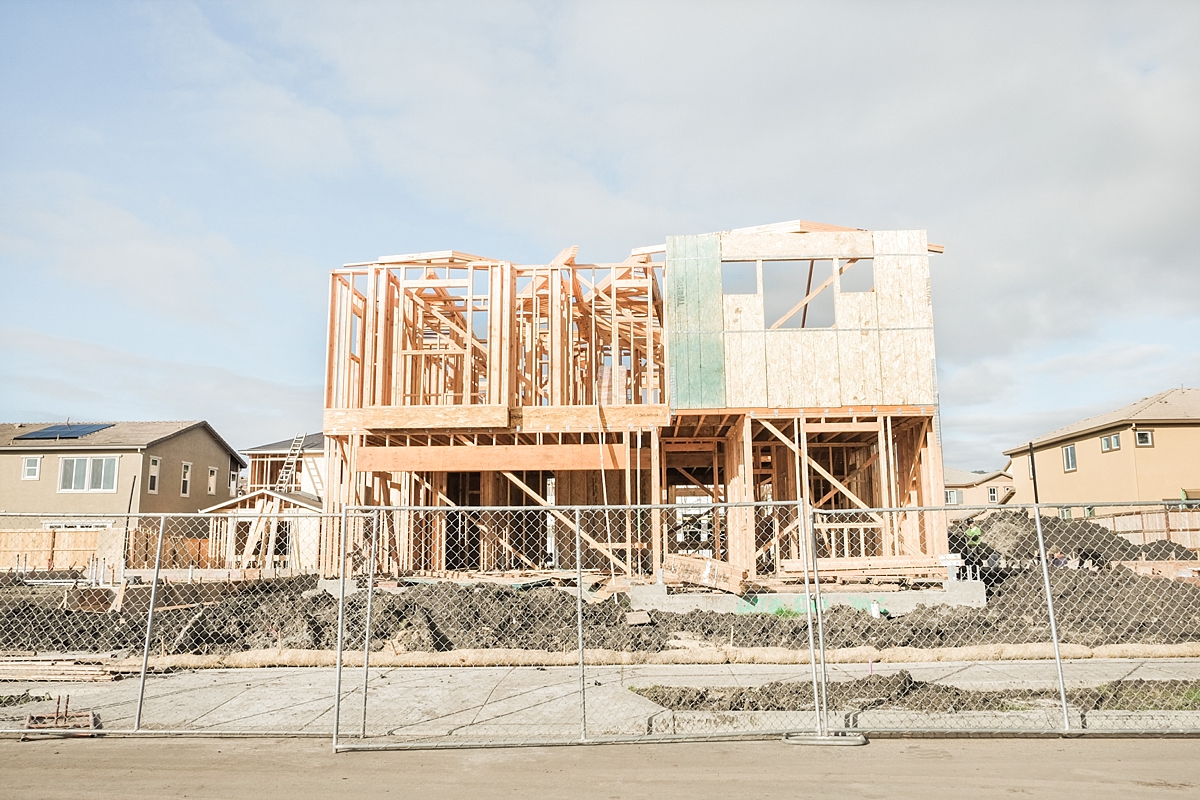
(0, 326, 322, 450)
(2, 1, 1198, 469)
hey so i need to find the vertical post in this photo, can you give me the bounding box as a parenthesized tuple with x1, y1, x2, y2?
(332, 505, 350, 749)
(1029, 443, 1071, 732)
(360, 508, 379, 738)
(651, 427, 662, 582)
(134, 515, 166, 731)
(575, 507, 587, 742)
(808, 506, 830, 736)
(797, 499, 822, 736)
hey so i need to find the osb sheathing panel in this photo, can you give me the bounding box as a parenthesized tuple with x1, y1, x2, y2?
(720, 231, 875, 260)
(722, 293, 767, 407)
(765, 329, 841, 408)
(665, 233, 726, 409)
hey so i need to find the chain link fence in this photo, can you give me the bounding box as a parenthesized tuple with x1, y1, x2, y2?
(1, 502, 1198, 743)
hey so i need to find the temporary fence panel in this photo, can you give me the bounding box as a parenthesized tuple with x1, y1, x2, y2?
(1, 502, 1198, 742)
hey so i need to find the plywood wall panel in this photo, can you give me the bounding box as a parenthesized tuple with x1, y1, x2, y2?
(666, 234, 727, 409)
(723, 294, 767, 407)
(872, 230, 927, 256)
(721, 231, 874, 261)
(837, 328, 883, 406)
(875, 256, 933, 329)
(764, 330, 805, 408)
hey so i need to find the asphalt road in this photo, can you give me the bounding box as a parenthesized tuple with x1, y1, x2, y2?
(1, 737, 1197, 799)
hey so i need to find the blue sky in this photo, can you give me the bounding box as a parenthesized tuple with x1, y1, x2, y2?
(1, 1, 1198, 467)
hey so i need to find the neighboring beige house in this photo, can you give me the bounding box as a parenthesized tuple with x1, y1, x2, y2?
(0, 421, 246, 520)
(943, 466, 1014, 517)
(1004, 388, 1200, 511)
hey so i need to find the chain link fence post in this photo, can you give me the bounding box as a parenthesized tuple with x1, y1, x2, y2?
(133, 514, 165, 731)
(360, 508, 379, 738)
(574, 506, 587, 743)
(797, 501, 823, 736)
(1032, 506, 1072, 732)
(332, 505, 350, 750)
(808, 505, 831, 736)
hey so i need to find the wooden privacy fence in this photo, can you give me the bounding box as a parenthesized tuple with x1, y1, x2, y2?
(0, 528, 125, 572)
(1097, 509, 1200, 550)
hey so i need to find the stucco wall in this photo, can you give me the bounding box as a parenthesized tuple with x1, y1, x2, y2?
(0, 450, 143, 517)
(1008, 423, 1200, 506)
(139, 426, 240, 514)
(0, 425, 241, 518)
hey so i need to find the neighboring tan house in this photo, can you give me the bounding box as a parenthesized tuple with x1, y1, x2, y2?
(0, 421, 246, 519)
(943, 466, 1014, 518)
(1003, 388, 1200, 512)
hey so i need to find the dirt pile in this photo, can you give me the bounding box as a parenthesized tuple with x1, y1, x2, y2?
(2, 565, 1199, 656)
(635, 671, 1200, 713)
(949, 511, 1196, 565)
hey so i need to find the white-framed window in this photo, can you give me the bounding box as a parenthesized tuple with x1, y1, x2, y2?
(945, 489, 962, 505)
(148, 457, 160, 494)
(58, 456, 118, 493)
(1101, 433, 1121, 452)
(1062, 444, 1077, 472)
(1085, 506, 1096, 518)
(1059, 507, 1073, 520)
(1136, 430, 1154, 447)
(988, 486, 999, 503)
(207, 467, 218, 495)
(228, 469, 238, 494)
(22, 456, 40, 480)
(181, 462, 192, 497)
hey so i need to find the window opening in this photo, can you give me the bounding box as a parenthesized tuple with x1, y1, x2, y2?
(720, 262, 757, 295)
(181, 462, 192, 497)
(1135, 430, 1153, 447)
(763, 260, 836, 329)
(1062, 444, 1076, 472)
(148, 457, 160, 494)
(22, 456, 39, 480)
(988, 486, 999, 503)
(207, 467, 218, 495)
(839, 258, 874, 293)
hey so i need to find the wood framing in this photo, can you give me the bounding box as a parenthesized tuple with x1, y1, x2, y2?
(324, 220, 949, 584)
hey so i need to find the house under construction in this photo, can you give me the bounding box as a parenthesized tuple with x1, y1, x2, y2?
(323, 220, 948, 585)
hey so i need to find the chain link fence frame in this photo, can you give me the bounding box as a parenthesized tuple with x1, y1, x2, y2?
(1, 501, 1198, 744)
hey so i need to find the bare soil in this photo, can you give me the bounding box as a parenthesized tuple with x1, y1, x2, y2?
(634, 670, 1200, 713)
(2, 566, 1199, 656)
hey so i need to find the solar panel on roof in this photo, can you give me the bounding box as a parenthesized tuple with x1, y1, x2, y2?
(13, 423, 114, 440)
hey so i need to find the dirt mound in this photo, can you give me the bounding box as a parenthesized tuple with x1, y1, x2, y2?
(635, 671, 1200, 713)
(635, 670, 1044, 712)
(947, 511, 1185, 565)
(1136, 540, 1197, 561)
(3, 565, 1199, 656)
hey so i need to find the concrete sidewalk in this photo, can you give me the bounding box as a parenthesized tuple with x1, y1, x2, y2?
(2, 659, 1199, 739)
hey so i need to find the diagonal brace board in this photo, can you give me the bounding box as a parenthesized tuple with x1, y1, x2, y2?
(499, 471, 626, 571)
